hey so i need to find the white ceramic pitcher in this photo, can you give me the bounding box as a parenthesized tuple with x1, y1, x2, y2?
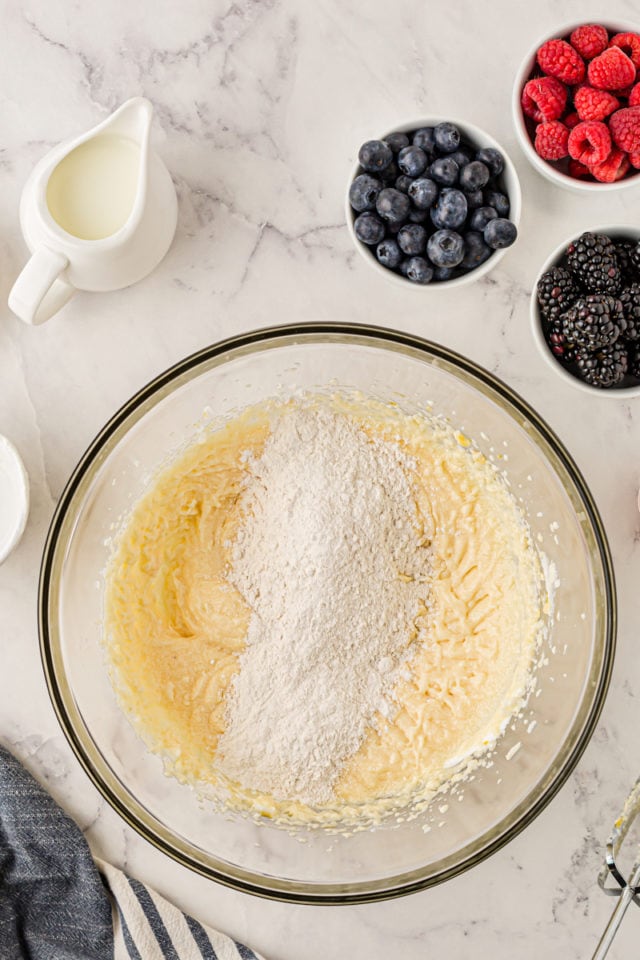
(9, 98, 178, 325)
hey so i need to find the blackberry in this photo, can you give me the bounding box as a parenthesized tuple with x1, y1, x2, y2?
(629, 344, 640, 379)
(566, 232, 621, 295)
(546, 322, 576, 364)
(560, 294, 623, 350)
(537, 267, 579, 324)
(575, 343, 628, 388)
(615, 239, 639, 283)
(630, 240, 640, 273)
(619, 284, 640, 342)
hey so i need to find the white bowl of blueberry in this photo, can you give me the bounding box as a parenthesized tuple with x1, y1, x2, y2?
(532, 227, 640, 394)
(346, 118, 521, 286)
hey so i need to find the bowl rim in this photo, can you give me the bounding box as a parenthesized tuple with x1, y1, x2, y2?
(39, 322, 616, 904)
(531, 224, 640, 397)
(512, 18, 640, 193)
(345, 116, 522, 289)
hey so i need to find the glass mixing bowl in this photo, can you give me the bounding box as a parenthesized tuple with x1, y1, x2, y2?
(39, 324, 615, 903)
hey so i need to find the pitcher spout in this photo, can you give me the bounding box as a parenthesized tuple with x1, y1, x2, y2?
(99, 97, 153, 150)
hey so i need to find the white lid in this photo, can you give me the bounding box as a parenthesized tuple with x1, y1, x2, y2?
(0, 435, 29, 563)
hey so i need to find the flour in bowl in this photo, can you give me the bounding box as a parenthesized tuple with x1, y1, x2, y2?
(217, 406, 433, 805)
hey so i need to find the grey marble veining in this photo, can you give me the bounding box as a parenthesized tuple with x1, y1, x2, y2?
(2, 0, 640, 956)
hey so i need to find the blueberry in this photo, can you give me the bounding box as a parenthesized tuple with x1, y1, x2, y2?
(376, 238, 403, 269)
(395, 175, 415, 194)
(483, 189, 510, 217)
(433, 266, 455, 282)
(459, 160, 490, 193)
(385, 131, 410, 153)
(449, 149, 472, 169)
(484, 218, 517, 249)
(429, 157, 459, 186)
(461, 231, 492, 270)
(412, 127, 435, 153)
(398, 145, 429, 177)
(469, 206, 497, 233)
(430, 188, 468, 230)
(434, 122, 461, 154)
(408, 207, 429, 223)
(380, 160, 399, 184)
(476, 147, 504, 178)
(354, 212, 385, 245)
(408, 177, 438, 210)
(397, 223, 427, 256)
(400, 256, 433, 284)
(358, 139, 393, 173)
(376, 187, 410, 224)
(427, 229, 465, 268)
(349, 174, 382, 213)
(466, 189, 484, 210)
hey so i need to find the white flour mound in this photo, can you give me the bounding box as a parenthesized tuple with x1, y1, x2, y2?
(217, 405, 432, 806)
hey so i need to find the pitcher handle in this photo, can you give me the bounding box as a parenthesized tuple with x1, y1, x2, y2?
(8, 247, 75, 325)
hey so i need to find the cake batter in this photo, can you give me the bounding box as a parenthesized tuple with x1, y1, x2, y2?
(104, 395, 543, 825)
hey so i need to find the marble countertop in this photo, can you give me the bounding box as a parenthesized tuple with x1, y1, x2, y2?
(3, 0, 640, 956)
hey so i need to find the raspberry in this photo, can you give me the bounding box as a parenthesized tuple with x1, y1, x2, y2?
(570, 24, 609, 60)
(568, 121, 612, 165)
(588, 47, 636, 90)
(609, 32, 640, 68)
(568, 158, 591, 178)
(534, 120, 569, 160)
(629, 83, 640, 106)
(574, 85, 620, 121)
(630, 151, 640, 168)
(589, 146, 631, 182)
(564, 111, 580, 129)
(609, 105, 640, 152)
(537, 39, 586, 84)
(521, 77, 568, 122)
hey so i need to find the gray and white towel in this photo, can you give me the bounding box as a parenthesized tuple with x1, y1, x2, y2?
(0, 744, 265, 960)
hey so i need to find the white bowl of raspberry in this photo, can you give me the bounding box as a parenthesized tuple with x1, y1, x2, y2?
(531, 225, 640, 395)
(346, 116, 521, 288)
(513, 21, 640, 192)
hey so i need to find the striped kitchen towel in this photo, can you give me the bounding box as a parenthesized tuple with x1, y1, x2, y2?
(0, 744, 265, 960)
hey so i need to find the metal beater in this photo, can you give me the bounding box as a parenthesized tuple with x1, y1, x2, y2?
(592, 776, 640, 958)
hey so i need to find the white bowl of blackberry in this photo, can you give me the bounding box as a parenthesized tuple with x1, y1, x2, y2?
(532, 226, 640, 395)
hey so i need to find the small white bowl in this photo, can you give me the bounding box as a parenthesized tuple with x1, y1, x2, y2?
(531, 225, 640, 397)
(345, 116, 521, 289)
(0, 435, 29, 563)
(512, 20, 640, 194)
